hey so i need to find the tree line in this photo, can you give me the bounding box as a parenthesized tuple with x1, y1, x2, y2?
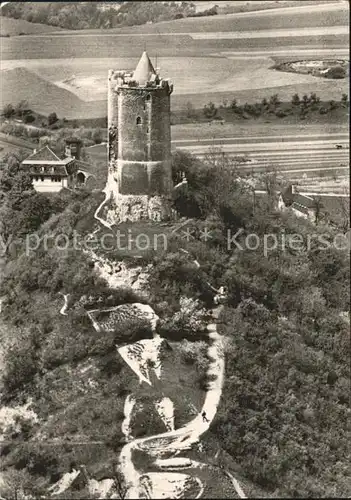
(1, 1, 197, 29)
(198, 92, 349, 121)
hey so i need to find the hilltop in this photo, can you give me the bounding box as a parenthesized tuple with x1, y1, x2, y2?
(0, 16, 63, 36)
(0, 68, 105, 120)
(0, 151, 349, 498)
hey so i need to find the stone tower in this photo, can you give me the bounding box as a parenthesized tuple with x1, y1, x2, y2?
(108, 51, 174, 222)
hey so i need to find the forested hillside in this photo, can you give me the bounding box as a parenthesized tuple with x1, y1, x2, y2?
(1, 1, 197, 30)
(0, 151, 350, 497)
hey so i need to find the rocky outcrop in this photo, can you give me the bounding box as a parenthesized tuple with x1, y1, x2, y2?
(87, 303, 158, 340)
(89, 250, 152, 296)
(111, 193, 172, 223)
(0, 398, 39, 441)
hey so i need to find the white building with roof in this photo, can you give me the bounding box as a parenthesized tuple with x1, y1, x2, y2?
(21, 138, 93, 193)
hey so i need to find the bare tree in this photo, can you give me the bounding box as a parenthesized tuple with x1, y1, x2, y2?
(312, 195, 324, 225)
(202, 147, 241, 217)
(0, 468, 44, 500)
(14, 100, 28, 120)
(185, 101, 196, 119)
(257, 166, 284, 210)
(112, 469, 128, 499)
(335, 187, 350, 232)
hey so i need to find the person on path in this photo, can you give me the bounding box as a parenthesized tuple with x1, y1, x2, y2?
(202, 411, 209, 423)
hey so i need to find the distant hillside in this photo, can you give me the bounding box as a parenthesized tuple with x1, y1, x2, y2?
(209, 0, 344, 15)
(0, 1, 197, 30)
(0, 68, 106, 119)
(0, 15, 63, 36)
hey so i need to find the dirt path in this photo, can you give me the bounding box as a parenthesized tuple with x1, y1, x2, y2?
(94, 174, 116, 230)
(89, 200, 246, 498)
(59, 293, 69, 316)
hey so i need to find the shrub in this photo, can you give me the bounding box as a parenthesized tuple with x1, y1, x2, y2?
(203, 102, 217, 119)
(291, 93, 300, 106)
(185, 101, 196, 119)
(325, 66, 346, 79)
(275, 109, 288, 118)
(24, 114, 35, 124)
(341, 93, 348, 105)
(329, 100, 338, 110)
(2, 332, 39, 395)
(2, 104, 15, 118)
(131, 398, 166, 437)
(98, 352, 124, 377)
(269, 94, 280, 108)
(159, 295, 209, 340)
(48, 112, 58, 126)
(92, 128, 103, 144)
(179, 339, 208, 366)
(230, 99, 238, 111)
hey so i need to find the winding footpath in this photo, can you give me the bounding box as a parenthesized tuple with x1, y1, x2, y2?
(64, 206, 247, 499)
(94, 174, 115, 230)
(117, 310, 226, 499)
(59, 293, 70, 316)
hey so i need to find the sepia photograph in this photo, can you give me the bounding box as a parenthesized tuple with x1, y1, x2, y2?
(0, 0, 349, 498)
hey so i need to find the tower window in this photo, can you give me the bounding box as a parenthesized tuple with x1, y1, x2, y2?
(136, 116, 142, 125)
(146, 94, 151, 101)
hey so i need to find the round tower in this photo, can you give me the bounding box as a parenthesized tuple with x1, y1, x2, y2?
(108, 52, 174, 222)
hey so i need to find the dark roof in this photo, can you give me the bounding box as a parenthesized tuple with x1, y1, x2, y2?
(293, 193, 316, 210)
(281, 184, 329, 210)
(65, 137, 82, 144)
(281, 184, 295, 205)
(254, 187, 349, 225)
(74, 159, 92, 172)
(291, 202, 310, 215)
(24, 146, 61, 162)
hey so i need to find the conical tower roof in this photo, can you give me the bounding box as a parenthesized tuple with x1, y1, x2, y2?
(132, 51, 156, 86)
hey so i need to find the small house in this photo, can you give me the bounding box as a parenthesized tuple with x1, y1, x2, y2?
(21, 138, 92, 193)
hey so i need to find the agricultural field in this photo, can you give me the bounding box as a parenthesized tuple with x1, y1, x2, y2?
(170, 122, 350, 141)
(1, 50, 348, 119)
(2, 31, 348, 61)
(0, 139, 27, 160)
(4, 52, 349, 99)
(0, 2, 348, 120)
(0, 132, 35, 160)
(0, 68, 106, 119)
(207, 0, 340, 15)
